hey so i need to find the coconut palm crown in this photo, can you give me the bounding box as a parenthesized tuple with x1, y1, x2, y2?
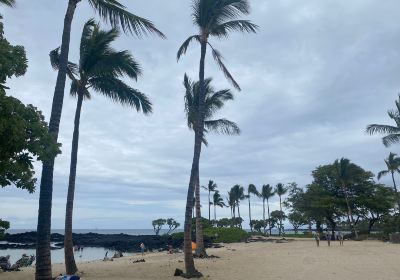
(377, 152, 400, 211)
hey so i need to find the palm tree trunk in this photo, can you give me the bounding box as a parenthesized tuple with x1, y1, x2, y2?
(391, 171, 400, 213)
(214, 204, 216, 221)
(36, 1, 78, 279)
(267, 198, 271, 235)
(208, 191, 211, 221)
(342, 183, 358, 239)
(248, 197, 252, 231)
(64, 92, 83, 275)
(262, 198, 266, 234)
(183, 37, 207, 278)
(195, 177, 206, 257)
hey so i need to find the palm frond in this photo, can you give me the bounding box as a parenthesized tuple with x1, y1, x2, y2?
(177, 35, 200, 61)
(88, 0, 165, 37)
(89, 76, 152, 114)
(79, 19, 97, 70)
(210, 20, 258, 38)
(49, 47, 78, 81)
(0, 0, 15, 7)
(382, 134, 400, 147)
(366, 124, 400, 135)
(377, 170, 389, 180)
(208, 43, 240, 90)
(204, 118, 240, 135)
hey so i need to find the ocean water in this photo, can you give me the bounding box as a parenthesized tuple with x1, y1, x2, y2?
(1, 229, 179, 265)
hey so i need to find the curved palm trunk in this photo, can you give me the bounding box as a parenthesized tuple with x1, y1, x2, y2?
(341, 183, 358, 239)
(214, 204, 217, 221)
(279, 196, 282, 236)
(267, 198, 271, 235)
(391, 171, 400, 213)
(248, 196, 252, 231)
(183, 38, 207, 278)
(195, 177, 206, 257)
(64, 93, 83, 275)
(36, 1, 78, 279)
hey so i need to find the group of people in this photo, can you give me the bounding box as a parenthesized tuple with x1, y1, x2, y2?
(313, 230, 344, 247)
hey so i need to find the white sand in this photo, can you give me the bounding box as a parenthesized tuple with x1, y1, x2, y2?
(1, 239, 399, 280)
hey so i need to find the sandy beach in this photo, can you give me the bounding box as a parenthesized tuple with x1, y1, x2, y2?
(1, 239, 399, 280)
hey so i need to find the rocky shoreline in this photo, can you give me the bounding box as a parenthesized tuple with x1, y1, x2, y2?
(1, 231, 194, 252)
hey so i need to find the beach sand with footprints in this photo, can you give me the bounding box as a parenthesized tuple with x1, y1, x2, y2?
(1, 239, 399, 280)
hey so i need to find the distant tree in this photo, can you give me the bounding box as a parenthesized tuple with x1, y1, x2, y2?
(227, 190, 236, 218)
(261, 184, 274, 235)
(246, 184, 260, 231)
(212, 191, 226, 221)
(231, 217, 244, 228)
(0, 219, 10, 239)
(275, 183, 287, 235)
(270, 210, 286, 234)
(166, 218, 180, 235)
(202, 180, 217, 221)
(152, 219, 166, 235)
(216, 218, 231, 228)
(377, 153, 400, 212)
(251, 220, 266, 234)
(231, 185, 245, 223)
(366, 95, 400, 146)
(287, 211, 307, 234)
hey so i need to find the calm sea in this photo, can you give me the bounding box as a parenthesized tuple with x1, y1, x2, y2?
(1, 229, 183, 265)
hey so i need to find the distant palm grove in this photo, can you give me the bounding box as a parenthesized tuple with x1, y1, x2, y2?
(1, 0, 400, 279)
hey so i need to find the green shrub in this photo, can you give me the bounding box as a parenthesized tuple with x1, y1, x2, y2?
(203, 227, 249, 243)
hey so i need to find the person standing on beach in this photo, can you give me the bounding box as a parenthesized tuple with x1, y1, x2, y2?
(326, 231, 331, 246)
(338, 231, 344, 245)
(140, 242, 145, 256)
(313, 231, 320, 247)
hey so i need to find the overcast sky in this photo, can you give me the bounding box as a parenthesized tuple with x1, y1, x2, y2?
(1, 0, 400, 230)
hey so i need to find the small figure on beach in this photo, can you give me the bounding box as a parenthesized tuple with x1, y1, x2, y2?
(326, 231, 331, 246)
(313, 231, 320, 247)
(140, 242, 146, 256)
(338, 231, 344, 245)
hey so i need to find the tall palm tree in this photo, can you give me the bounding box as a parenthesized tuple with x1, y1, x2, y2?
(366, 95, 400, 146)
(227, 191, 236, 218)
(184, 75, 240, 257)
(202, 180, 218, 221)
(0, 0, 15, 7)
(247, 184, 259, 231)
(177, 0, 257, 276)
(212, 191, 226, 220)
(275, 183, 287, 236)
(377, 153, 400, 212)
(231, 184, 245, 220)
(261, 184, 274, 235)
(334, 158, 359, 239)
(50, 19, 152, 275)
(36, 2, 164, 279)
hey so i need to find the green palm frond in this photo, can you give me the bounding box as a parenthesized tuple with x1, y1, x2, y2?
(177, 35, 200, 61)
(88, 0, 165, 38)
(210, 20, 258, 38)
(204, 119, 240, 135)
(208, 43, 240, 90)
(366, 124, 400, 135)
(275, 183, 287, 196)
(248, 184, 259, 196)
(377, 170, 389, 180)
(0, 0, 15, 7)
(90, 76, 152, 114)
(49, 47, 78, 81)
(261, 184, 274, 200)
(382, 134, 400, 147)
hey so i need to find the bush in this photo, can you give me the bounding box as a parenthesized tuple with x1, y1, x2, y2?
(203, 227, 249, 243)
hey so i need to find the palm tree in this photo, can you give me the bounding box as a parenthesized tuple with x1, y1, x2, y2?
(177, 0, 257, 276)
(0, 0, 15, 7)
(366, 95, 400, 146)
(334, 158, 359, 239)
(227, 191, 236, 218)
(50, 19, 152, 275)
(275, 183, 287, 236)
(184, 75, 240, 257)
(36, 2, 164, 279)
(212, 191, 226, 220)
(202, 180, 218, 221)
(261, 184, 274, 235)
(377, 153, 400, 212)
(231, 184, 245, 221)
(247, 184, 259, 231)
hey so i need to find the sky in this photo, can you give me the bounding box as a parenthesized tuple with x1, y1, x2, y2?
(1, 0, 400, 230)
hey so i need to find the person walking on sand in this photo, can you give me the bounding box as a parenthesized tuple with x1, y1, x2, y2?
(326, 230, 331, 246)
(140, 242, 145, 256)
(313, 231, 320, 247)
(338, 231, 344, 245)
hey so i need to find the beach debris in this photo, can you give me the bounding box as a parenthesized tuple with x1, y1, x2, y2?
(132, 259, 145, 263)
(54, 274, 80, 280)
(112, 251, 123, 258)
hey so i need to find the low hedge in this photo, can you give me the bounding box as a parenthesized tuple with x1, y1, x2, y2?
(203, 227, 249, 243)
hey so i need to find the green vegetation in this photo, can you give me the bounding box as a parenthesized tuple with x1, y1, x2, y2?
(0, 219, 10, 239)
(203, 227, 249, 243)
